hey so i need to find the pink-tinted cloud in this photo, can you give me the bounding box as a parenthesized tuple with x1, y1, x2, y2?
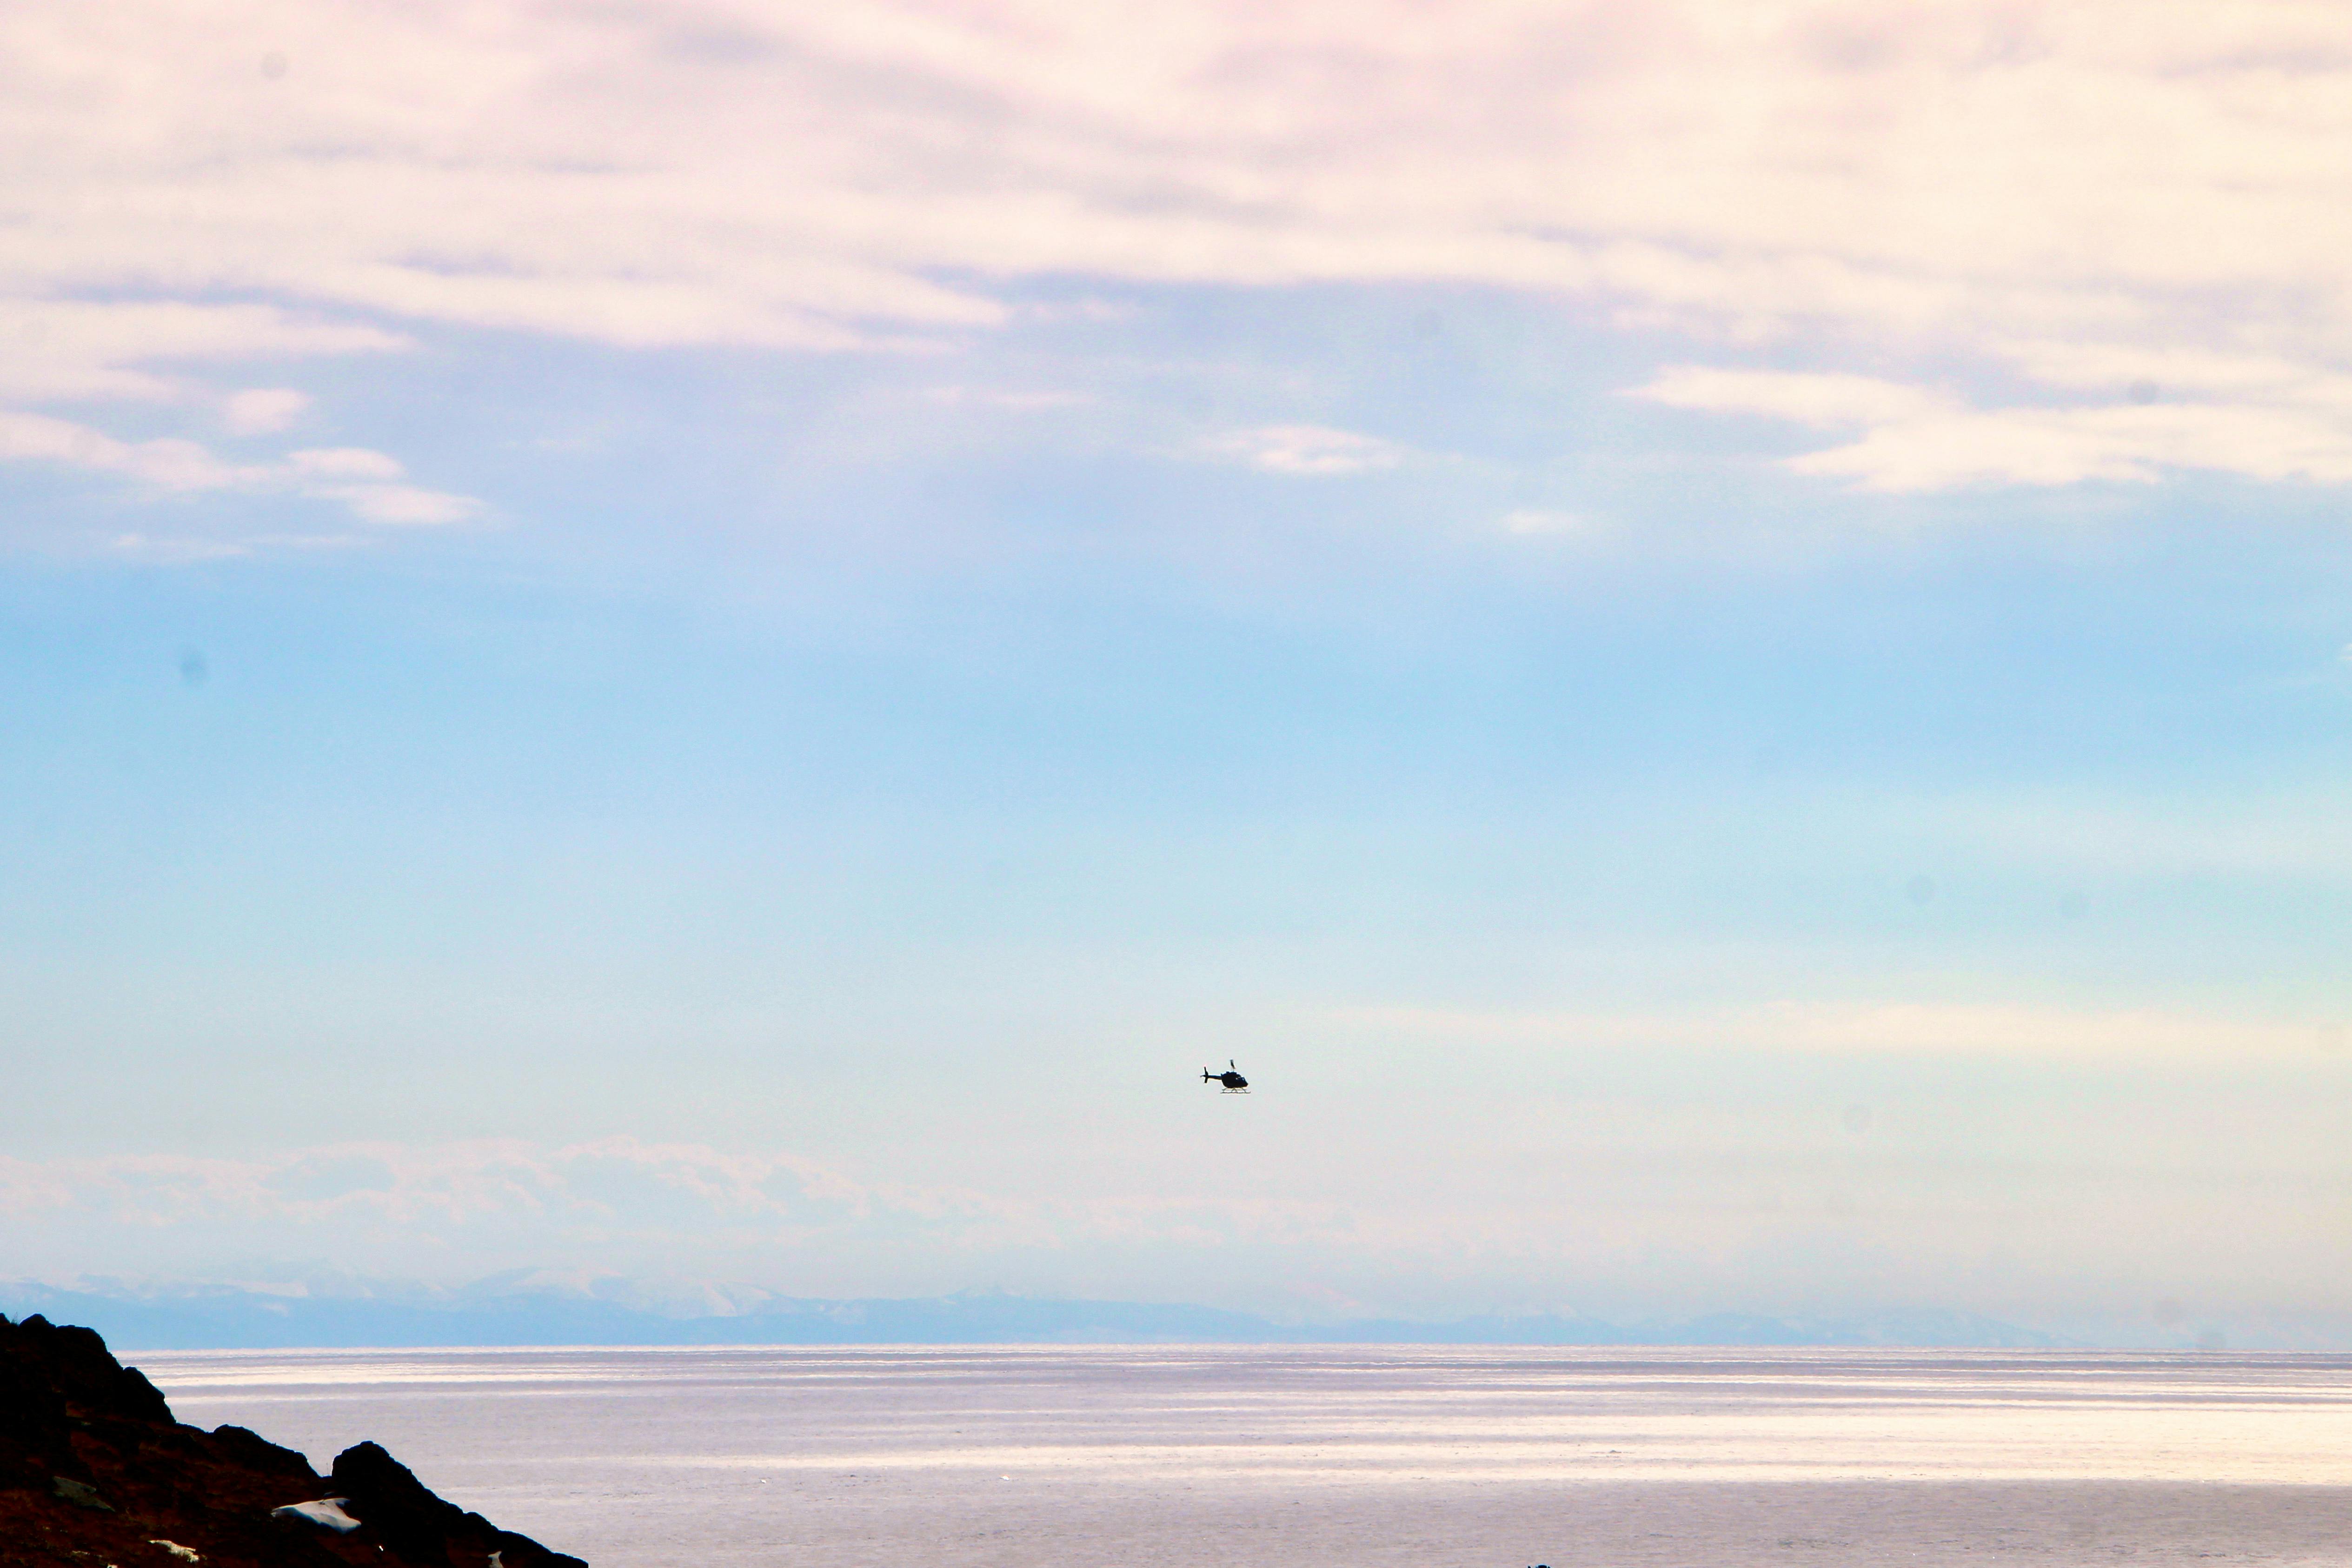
(1206, 425, 1407, 475)
(0, 412, 480, 533)
(10, 0, 2352, 510)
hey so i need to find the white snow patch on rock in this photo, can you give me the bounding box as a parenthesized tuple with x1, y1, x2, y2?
(271, 1498, 361, 1533)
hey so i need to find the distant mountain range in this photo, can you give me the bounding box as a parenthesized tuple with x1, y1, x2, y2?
(0, 1275, 2065, 1350)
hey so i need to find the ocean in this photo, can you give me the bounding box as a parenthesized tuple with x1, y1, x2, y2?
(139, 1345, 2352, 1566)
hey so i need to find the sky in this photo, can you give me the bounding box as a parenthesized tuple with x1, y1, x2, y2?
(7, 0, 2352, 1346)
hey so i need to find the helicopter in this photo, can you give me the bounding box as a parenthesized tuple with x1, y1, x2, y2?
(1203, 1059, 1249, 1093)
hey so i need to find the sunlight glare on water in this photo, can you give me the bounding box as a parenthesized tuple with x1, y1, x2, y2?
(142, 1346, 2352, 1567)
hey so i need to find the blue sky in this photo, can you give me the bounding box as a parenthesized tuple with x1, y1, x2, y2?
(7, 0, 2352, 1345)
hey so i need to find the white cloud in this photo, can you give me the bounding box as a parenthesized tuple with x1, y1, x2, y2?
(0, 411, 478, 532)
(314, 484, 482, 526)
(1637, 369, 1955, 430)
(223, 388, 310, 435)
(1791, 403, 2352, 491)
(0, 412, 264, 492)
(286, 447, 404, 480)
(1758, 1002, 2352, 1060)
(13, 1, 2352, 503)
(1208, 425, 1405, 476)
(1342, 999, 2352, 1063)
(0, 301, 402, 405)
(0, 1136, 1344, 1267)
(7, 1114, 2352, 1332)
(1635, 366, 2352, 491)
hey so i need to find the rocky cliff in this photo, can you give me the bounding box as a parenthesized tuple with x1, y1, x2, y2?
(0, 1313, 585, 1568)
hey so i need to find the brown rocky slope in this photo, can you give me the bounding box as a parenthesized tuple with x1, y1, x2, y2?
(0, 1313, 585, 1568)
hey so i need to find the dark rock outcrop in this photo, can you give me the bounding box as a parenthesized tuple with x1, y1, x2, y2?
(0, 1313, 585, 1568)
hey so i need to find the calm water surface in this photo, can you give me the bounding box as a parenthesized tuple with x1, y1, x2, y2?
(140, 1346, 2352, 1567)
